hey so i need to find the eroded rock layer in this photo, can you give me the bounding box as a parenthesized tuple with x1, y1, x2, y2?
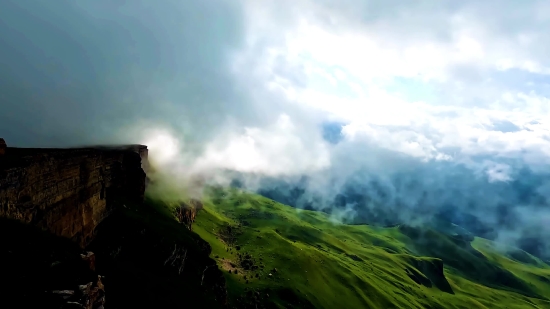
(0, 143, 148, 247)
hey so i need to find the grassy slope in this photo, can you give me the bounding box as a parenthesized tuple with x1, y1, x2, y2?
(192, 188, 550, 309)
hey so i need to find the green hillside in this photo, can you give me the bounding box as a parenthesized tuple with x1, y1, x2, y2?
(189, 187, 550, 309)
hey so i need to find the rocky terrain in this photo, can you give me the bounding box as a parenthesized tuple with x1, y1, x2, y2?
(0, 141, 226, 308)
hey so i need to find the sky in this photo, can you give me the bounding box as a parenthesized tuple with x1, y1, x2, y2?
(1, 1, 550, 254)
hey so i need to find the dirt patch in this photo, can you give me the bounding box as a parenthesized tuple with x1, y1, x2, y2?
(221, 259, 239, 273)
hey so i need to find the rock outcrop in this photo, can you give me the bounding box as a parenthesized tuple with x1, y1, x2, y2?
(404, 257, 454, 294)
(0, 142, 148, 247)
(176, 199, 204, 231)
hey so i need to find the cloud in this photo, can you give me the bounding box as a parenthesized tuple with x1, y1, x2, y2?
(192, 114, 330, 176)
(236, 0, 550, 164)
(2, 0, 548, 168)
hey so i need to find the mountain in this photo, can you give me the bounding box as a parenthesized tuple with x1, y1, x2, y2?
(3, 182, 549, 308)
(2, 143, 549, 308)
(192, 187, 550, 309)
(243, 166, 550, 262)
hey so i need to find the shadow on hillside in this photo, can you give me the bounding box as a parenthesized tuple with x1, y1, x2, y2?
(0, 218, 97, 308)
(506, 249, 539, 266)
(87, 195, 227, 309)
(0, 194, 230, 309)
(402, 256, 454, 294)
(398, 225, 542, 299)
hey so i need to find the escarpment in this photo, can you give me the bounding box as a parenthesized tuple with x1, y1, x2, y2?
(0, 141, 148, 247)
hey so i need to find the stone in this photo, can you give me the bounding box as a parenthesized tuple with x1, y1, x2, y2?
(64, 302, 86, 308)
(71, 275, 106, 309)
(52, 290, 75, 300)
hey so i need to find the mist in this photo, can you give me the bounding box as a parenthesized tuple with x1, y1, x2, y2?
(1, 0, 550, 259)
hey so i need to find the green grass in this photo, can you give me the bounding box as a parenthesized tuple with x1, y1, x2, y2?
(191, 188, 550, 309)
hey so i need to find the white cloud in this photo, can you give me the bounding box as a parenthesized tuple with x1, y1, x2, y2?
(117, 0, 550, 190)
(193, 114, 331, 176)
(141, 115, 331, 179)
(230, 0, 550, 168)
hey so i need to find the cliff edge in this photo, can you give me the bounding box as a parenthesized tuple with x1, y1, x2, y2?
(0, 140, 229, 308)
(0, 139, 148, 247)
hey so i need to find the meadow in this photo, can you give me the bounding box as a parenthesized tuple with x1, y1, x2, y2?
(190, 187, 550, 309)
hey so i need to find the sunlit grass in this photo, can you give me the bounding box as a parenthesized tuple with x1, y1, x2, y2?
(193, 188, 550, 309)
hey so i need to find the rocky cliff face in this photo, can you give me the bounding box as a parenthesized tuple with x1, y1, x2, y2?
(176, 199, 204, 231)
(0, 141, 230, 308)
(0, 142, 148, 247)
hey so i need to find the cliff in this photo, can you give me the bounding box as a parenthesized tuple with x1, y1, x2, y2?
(0, 140, 228, 308)
(0, 141, 148, 247)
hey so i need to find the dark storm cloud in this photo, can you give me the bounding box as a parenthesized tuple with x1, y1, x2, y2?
(0, 0, 248, 147)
